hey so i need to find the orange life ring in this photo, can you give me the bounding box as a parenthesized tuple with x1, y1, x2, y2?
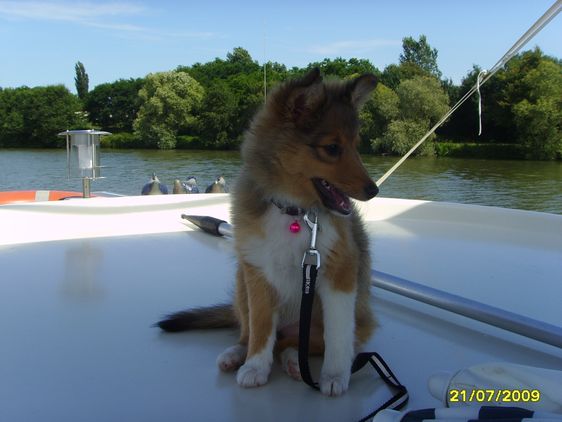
(0, 190, 89, 205)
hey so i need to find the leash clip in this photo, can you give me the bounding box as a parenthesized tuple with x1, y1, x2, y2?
(303, 211, 318, 249)
(302, 249, 321, 269)
(302, 211, 321, 269)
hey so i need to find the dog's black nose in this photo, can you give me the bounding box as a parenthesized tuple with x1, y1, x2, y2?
(364, 182, 379, 199)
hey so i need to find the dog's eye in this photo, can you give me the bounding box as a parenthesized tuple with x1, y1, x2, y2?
(323, 144, 341, 157)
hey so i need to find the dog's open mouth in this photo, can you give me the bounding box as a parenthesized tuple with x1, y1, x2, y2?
(311, 178, 351, 215)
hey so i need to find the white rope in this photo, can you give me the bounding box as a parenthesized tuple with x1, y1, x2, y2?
(376, 0, 562, 187)
(476, 70, 487, 136)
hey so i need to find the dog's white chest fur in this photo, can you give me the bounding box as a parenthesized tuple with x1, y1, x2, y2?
(240, 206, 338, 324)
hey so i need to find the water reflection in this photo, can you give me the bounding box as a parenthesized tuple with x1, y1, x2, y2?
(61, 241, 105, 301)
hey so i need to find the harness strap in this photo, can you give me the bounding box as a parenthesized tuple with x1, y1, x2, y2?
(299, 262, 409, 421)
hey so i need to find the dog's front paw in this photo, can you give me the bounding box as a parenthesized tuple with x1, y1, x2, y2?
(280, 348, 301, 381)
(319, 372, 350, 396)
(217, 344, 247, 372)
(236, 360, 271, 387)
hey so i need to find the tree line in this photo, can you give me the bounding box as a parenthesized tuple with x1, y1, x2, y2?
(1, 36, 560, 160)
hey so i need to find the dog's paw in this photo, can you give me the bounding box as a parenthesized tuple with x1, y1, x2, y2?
(319, 372, 350, 396)
(217, 344, 247, 372)
(280, 348, 301, 381)
(236, 361, 271, 387)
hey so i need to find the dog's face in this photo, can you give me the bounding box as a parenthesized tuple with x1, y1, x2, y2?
(250, 69, 378, 216)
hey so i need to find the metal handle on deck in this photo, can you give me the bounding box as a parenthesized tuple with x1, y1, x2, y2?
(371, 269, 562, 349)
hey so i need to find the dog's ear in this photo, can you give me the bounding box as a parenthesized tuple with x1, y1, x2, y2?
(285, 68, 325, 125)
(348, 73, 377, 109)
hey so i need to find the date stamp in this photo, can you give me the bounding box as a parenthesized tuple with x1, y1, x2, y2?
(449, 389, 541, 403)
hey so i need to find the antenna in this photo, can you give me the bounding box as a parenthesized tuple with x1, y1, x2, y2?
(263, 18, 267, 103)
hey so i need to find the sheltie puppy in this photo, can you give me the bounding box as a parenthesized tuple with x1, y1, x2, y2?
(158, 68, 379, 396)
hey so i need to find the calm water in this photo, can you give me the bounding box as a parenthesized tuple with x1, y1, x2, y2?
(1, 149, 561, 214)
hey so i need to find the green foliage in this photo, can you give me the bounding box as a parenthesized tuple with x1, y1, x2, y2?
(305, 57, 380, 80)
(74, 61, 89, 100)
(197, 81, 238, 149)
(438, 65, 482, 141)
(85, 78, 144, 132)
(510, 56, 562, 159)
(380, 62, 430, 91)
(100, 132, 144, 149)
(396, 76, 449, 123)
(434, 142, 524, 159)
(179, 47, 261, 87)
(2, 44, 560, 160)
(0, 85, 85, 147)
(514, 98, 561, 159)
(176, 135, 203, 149)
(373, 119, 435, 156)
(133, 71, 204, 149)
(399, 35, 441, 79)
(441, 48, 562, 159)
(178, 48, 265, 147)
(372, 76, 449, 156)
(360, 83, 399, 147)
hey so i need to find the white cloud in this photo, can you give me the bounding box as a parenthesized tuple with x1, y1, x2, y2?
(308, 39, 401, 55)
(0, 1, 144, 25)
(0, 1, 218, 39)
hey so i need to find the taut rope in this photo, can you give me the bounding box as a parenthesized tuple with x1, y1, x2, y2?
(376, 0, 562, 187)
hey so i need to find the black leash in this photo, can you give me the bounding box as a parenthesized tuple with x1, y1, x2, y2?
(299, 212, 408, 422)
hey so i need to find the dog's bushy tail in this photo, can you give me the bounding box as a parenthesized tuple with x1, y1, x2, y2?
(157, 304, 237, 332)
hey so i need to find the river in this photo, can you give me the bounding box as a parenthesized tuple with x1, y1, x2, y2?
(0, 149, 560, 214)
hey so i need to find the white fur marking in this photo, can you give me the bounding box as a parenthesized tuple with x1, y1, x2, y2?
(280, 347, 301, 381)
(217, 344, 247, 372)
(240, 206, 339, 326)
(317, 286, 356, 396)
(236, 325, 277, 388)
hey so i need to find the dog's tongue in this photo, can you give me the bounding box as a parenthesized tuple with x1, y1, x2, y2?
(312, 178, 351, 215)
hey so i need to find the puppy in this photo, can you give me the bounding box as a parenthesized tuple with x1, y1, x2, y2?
(159, 69, 379, 396)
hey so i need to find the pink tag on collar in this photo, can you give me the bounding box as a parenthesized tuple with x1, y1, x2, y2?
(289, 220, 301, 233)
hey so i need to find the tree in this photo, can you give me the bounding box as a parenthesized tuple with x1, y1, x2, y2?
(380, 62, 427, 90)
(511, 55, 562, 159)
(396, 76, 449, 124)
(305, 57, 380, 79)
(74, 61, 89, 100)
(0, 85, 85, 147)
(133, 71, 204, 149)
(180, 47, 261, 88)
(179, 48, 271, 147)
(439, 66, 481, 141)
(197, 81, 237, 148)
(360, 83, 399, 149)
(442, 48, 561, 159)
(377, 119, 436, 156)
(399, 35, 441, 79)
(372, 75, 449, 155)
(85, 78, 144, 132)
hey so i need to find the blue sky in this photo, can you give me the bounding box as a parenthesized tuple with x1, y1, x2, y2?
(0, 0, 560, 93)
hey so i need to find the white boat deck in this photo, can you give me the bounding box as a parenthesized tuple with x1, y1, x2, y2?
(1, 195, 561, 421)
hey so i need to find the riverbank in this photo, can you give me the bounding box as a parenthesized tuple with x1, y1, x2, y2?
(0, 135, 534, 160)
(99, 133, 529, 160)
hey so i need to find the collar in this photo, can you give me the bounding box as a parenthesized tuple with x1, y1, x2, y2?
(270, 199, 306, 217)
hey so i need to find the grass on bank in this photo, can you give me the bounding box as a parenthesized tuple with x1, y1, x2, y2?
(101, 133, 527, 160)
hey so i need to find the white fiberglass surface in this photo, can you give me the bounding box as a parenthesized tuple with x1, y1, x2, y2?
(369, 217, 562, 326)
(1, 197, 561, 421)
